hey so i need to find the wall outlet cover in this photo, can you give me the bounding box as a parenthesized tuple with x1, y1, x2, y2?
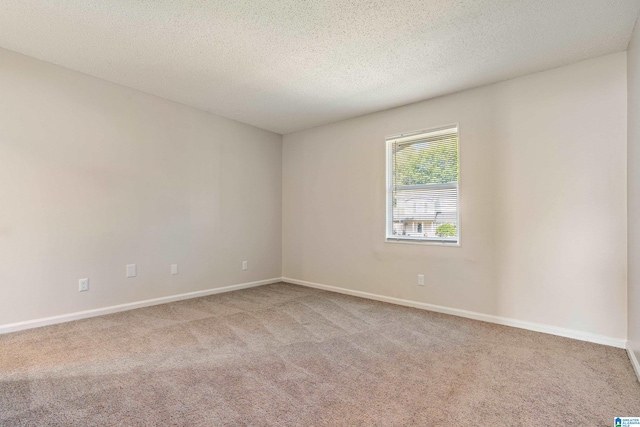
(126, 264, 137, 278)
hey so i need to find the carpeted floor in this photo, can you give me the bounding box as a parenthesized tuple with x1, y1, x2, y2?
(1, 282, 639, 426)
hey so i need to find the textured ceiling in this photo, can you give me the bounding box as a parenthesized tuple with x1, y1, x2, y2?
(0, 1, 638, 134)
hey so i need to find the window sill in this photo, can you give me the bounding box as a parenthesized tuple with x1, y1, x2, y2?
(385, 238, 461, 247)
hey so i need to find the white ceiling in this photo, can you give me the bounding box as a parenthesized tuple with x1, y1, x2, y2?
(0, 1, 638, 134)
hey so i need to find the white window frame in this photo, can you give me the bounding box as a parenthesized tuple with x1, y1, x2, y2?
(385, 124, 461, 246)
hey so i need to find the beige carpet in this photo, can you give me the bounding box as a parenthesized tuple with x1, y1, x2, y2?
(1, 282, 639, 426)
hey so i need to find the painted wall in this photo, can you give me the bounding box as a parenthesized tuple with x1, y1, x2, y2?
(0, 48, 282, 326)
(628, 17, 640, 367)
(283, 53, 628, 341)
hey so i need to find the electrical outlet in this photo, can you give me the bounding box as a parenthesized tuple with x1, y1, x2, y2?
(171, 264, 178, 275)
(242, 261, 248, 271)
(126, 264, 137, 278)
(418, 274, 425, 286)
(79, 278, 89, 292)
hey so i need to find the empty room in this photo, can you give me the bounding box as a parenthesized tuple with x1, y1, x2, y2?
(1, 0, 640, 425)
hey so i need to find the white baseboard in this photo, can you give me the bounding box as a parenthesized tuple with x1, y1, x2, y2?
(628, 343, 640, 383)
(0, 277, 282, 334)
(282, 277, 626, 349)
(3, 275, 628, 351)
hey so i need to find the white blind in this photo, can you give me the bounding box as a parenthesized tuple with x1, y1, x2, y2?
(386, 125, 459, 243)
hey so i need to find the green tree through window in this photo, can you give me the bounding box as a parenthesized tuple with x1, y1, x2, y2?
(393, 137, 458, 186)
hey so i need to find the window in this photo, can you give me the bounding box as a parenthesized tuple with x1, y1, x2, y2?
(386, 125, 459, 244)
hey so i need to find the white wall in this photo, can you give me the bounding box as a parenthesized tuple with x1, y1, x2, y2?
(283, 53, 628, 341)
(628, 18, 640, 366)
(0, 44, 630, 346)
(0, 48, 282, 326)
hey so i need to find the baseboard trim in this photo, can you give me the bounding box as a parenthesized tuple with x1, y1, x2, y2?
(282, 277, 626, 349)
(5, 276, 627, 350)
(0, 277, 282, 334)
(627, 343, 640, 383)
